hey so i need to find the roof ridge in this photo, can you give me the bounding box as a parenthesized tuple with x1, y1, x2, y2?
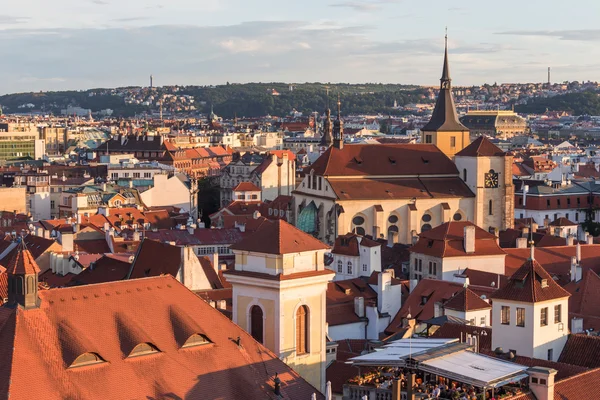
(556, 366, 600, 385)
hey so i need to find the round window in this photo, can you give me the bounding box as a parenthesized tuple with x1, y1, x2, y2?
(453, 213, 462, 221)
(352, 216, 365, 225)
(388, 215, 398, 223)
(421, 214, 432, 222)
(421, 224, 432, 232)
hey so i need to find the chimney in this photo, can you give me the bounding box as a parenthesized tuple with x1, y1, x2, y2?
(516, 237, 528, 249)
(532, 222, 539, 232)
(566, 236, 574, 246)
(570, 256, 582, 282)
(187, 224, 196, 235)
(527, 367, 557, 400)
(354, 297, 365, 318)
(377, 271, 392, 314)
(453, 274, 470, 287)
(523, 184, 529, 206)
(571, 317, 584, 334)
(464, 225, 475, 254)
(543, 218, 550, 228)
(210, 252, 220, 273)
(132, 230, 141, 241)
(576, 242, 581, 262)
(521, 227, 530, 238)
(60, 231, 74, 252)
(587, 234, 594, 245)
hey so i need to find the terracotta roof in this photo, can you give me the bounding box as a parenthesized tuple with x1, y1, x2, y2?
(74, 239, 110, 254)
(269, 150, 296, 161)
(128, 238, 182, 279)
(0, 275, 322, 399)
(233, 181, 261, 192)
(73, 255, 132, 286)
(326, 339, 372, 394)
(385, 279, 495, 334)
(461, 268, 508, 289)
(558, 334, 600, 369)
(550, 368, 600, 400)
(410, 221, 505, 258)
(332, 233, 380, 257)
(504, 245, 600, 287)
(0, 269, 6, 300)
(307, 144, 459, 177)
(564, 269, 600, 332)
(549, 217, 577, 227)
(327, 177, 474, 201)
(455, 136, 505, 157)
(491, 257, 571, 303)
(5, 241, 40, 276)
(230, 220, 329, 255)
(442, 286, 491, 312)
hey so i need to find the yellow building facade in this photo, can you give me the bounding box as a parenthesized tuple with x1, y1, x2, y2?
(225, 221, 334, 393)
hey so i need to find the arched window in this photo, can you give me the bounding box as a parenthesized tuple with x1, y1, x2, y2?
(296, 305, 309, 355)
(421, 224, 432, 233)
(182, 334, 211, 348)
(69, 352, 106, 368)
(489, 200, 493, 215)
(463, 168, 467, 182)
(355, 227, 366, 236)
(347, 261, 353, 274)
(250, 305, 264, 344)
(128, 343, 160, 358)
(337, 260, 343, 273)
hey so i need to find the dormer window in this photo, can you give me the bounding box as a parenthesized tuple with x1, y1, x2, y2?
(421, 296, 428, 305)
(541, 279, 548, 288)
(69, 352, 106, 368)
(128, 342, 160, 358)
(182, 334, 211, 348)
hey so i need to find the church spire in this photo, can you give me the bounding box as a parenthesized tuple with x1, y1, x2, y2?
(320, 89, 333, 147)
(441, 29, 451, 89)
(333, 94, 344, 150)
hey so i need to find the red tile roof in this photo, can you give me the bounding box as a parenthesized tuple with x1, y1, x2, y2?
(0, 275, 322, 399)
(551, 368, 600, 400)
(491, 258, 571, 303)
(74, 239, 110, 254)
(431, 323, 492, 351)
(327, 177, 474, 201)
(443, 287, 491, 312)
(385, 279, 495, 334)
(558, 334, 600, 369)
(455, 136, 505, 157)
(230, 220, 329, 255)
(411, 221, 505, 258)
(549, 217, 577, 227)
(233, 181, 261, 192)
(5, 241, 40, 276)
(461, 268, 509, 289)
(307, 144, 459, 177)
(332, 233, 380, 257)
(128, 238, 182, 279)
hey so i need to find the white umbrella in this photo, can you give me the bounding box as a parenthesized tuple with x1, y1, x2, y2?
(311, 393, 317, 400)
(326, 381, 332, 400)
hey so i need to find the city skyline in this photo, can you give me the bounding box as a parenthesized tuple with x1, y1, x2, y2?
(2, 0, 600, 93)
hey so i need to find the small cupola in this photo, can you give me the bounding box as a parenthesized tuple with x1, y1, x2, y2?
(5, 239, 40, 309)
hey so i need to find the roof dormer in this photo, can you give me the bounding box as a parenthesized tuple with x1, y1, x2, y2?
(128, 342, 160, 358)
(68, 352, 106, 369)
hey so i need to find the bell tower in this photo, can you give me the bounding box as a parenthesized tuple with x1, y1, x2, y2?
(224, 220, 334, 393)
(421, 33, 470, 159)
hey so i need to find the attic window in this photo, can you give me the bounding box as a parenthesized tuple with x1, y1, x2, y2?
(353, 157, 363, 164)
(421, 157, 429, 164)
(69, 352, 106, 368)
(128, 342, 160, 358)
(344, 288, 352, 295)
(427, 240, 434, 248)
(182, 334, 211, 348)
(541, 279, 549, 288)
(388, 157, 396, 165)
(421, 296, 428, 305)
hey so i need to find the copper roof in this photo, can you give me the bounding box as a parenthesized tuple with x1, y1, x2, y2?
(491, 257, 571, 303)
(230, 220, 329, 255)
(455, 136, 505, 157)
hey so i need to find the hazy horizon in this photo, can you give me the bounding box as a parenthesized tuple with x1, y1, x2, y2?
(2, 0, 600, 94)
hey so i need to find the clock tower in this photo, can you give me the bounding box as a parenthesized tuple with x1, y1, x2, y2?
(455, 136, 514, 231)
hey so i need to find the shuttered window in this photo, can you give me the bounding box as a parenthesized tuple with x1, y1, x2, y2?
(296, 305, 309, 355)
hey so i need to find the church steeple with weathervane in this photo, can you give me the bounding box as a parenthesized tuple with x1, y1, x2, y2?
(421, 31, 470, 159)
(333, 94, 344, 149)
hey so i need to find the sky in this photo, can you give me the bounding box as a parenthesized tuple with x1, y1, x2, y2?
(1, 0, 600, 93)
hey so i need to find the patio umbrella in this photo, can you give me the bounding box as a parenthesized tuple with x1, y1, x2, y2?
(326, 381, 332, 400)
